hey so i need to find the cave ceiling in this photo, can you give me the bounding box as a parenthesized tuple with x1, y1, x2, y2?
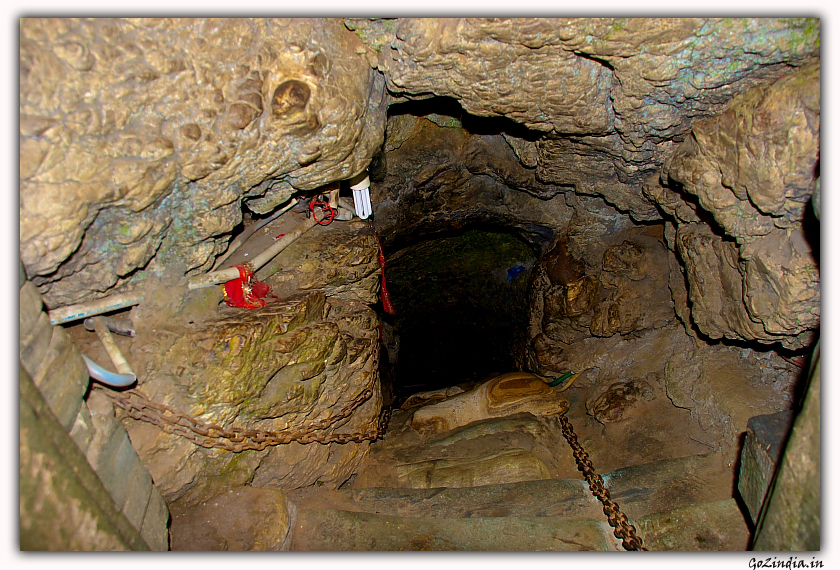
(19, 17, 820, 349)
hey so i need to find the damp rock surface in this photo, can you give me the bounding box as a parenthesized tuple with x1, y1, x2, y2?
(20, 17, 819, 349)
(169, 486, 292, 551)
(67, 218, 386, 507)
(20, 18, 387, 307)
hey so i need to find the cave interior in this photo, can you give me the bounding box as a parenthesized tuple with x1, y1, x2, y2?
(19, 17, 820, 552)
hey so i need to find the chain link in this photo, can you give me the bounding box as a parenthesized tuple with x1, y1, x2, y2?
(92, 352, 641, 551)
(558, 414, 647, 551)
(93, 357, 390, 452)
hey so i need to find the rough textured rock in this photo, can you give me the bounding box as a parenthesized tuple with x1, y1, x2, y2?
(586, 379, 655, 424)
(410, 372, 570, 435)
(661, 62, 820, 349)
(352, 17, 818, 219)
(239, 214, 382, 306)
(676, 223, 778, 344)
(530, 224, 675, 345)
(373, 110, 572, 251)
(20, 17, 819, 351)
(665, 343, 791, 449)
(20, 18, 387, 307)
(351, 17, 820, 349)
(591, 236, 675, 337)
(118, 289, 382, 505)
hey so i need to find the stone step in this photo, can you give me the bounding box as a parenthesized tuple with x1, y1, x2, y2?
(288, 498, 749, 551)
(635, 499, 751, 551)
(287, 452, 745, 551)
(289, 508, 617, 551)
(287, 452, 731, 522)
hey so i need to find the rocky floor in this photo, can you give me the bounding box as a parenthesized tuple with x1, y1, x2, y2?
(166, 367, 755, 551)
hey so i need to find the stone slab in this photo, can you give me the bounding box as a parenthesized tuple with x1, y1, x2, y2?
(20, 365, 149, 551)
(30, 326, 89, 430)
(753, 355, 820, 551)
(634, 499, 750, 551)
(141, 487, 171, 552)
(291, 508, 612, 551)
(603, 452, 733, 521)
(395, 448, 551, 489)
(120, 459, 154, 531)
(19, 281, 44, 338)
(738, 411, 795, 523)
(20, 311, 53, 379)
(290, 477, 598, 520)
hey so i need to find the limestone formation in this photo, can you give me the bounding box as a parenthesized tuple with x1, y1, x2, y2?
(665, 344, 791, 448)
(531, 224, 675, 346)
(410, 372, 570, 435)
(352, 18, 818, 219)
(18, 20, 820, 536)
(121, 290, 383, 504)
(372, 111, 572, 249)
(20, 17, 820, 349)
(20, 18, 387, 308)
(586, 379, 655, 424)
(661, 63, 820, 349)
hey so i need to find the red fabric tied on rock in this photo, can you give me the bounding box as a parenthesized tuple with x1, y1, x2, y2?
(222, 265, 275, 309)
(371, 226, 396, 315)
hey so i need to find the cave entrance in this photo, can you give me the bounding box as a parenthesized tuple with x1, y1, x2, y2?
(383, 226, 538, 404)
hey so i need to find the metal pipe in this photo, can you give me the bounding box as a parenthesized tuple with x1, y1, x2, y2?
(92, 316, 134, 376)
(81, 355, 136, 388)
(46, 202, 313, 323)
(188, 216, 317, 290)
(48, 291, 145, 325)
(84, 316, 136, 337)
(212, 198, 298, 270)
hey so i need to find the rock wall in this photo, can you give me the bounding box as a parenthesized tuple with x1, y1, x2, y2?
(352, 17, 819, 349)
(351, 18, 818, 219)
(21, 17, 819, 349)
(20, 18, 386, 307)
(661, 63, 820, 349)
(117, 286, 383, 506)
(20, 265, 169, 550)
(373, 109, 571, 251)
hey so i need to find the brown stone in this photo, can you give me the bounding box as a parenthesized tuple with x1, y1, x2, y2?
(410, 372, 569, 434)
(586, 379, 655, 423)
(271, 79, 310, 118)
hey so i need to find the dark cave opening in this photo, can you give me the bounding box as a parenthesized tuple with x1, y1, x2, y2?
(381, 225, 539, 404)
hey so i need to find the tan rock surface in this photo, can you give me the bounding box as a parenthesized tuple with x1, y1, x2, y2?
(663, 63, 820, 348)
(395, 449, 552, 489)
(74, 286, 385, 505)
(410, 372, 569, 435)
(170, 486, 292, 551)
(21, 18, 387, 307)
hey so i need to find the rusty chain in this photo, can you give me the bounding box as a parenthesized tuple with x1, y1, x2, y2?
(558, 414, 647, 551)
(92, 349, 390, 451)
(92, 344, 640, 551)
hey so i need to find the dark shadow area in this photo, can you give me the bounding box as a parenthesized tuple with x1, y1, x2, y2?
(387, 95, 543, 141)
(383, 226, 536, 404)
